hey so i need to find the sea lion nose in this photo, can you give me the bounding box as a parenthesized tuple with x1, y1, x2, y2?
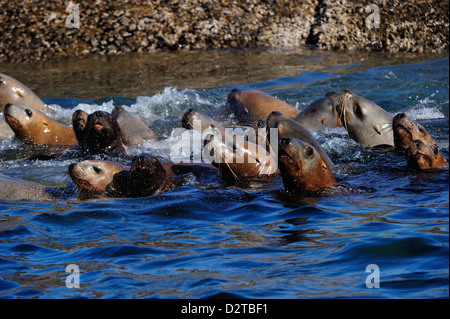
(414, 140, 421, 148)
(4, 103, 12, 112)
(181, 109, 195, 129)
(256, 119, 266, 128)
(280, 137, 291, 147)
(393, 113, 406, 122)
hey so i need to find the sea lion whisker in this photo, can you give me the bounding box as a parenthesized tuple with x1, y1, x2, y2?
(225, 161, 240, 181)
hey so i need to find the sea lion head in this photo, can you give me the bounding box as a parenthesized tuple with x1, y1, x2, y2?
(295, 92, 342, 130)
(83, 111, 124, 154)
(393, 113, 437, 151)
(72, 109, 89, 147)
(68, 160, 128, 194)
(203, 131, 278, 183)
(3, 103, 74, 145)
(336, 90, 394, 147)
(181, 109, 223, 132)
(278, 137, 335, 193)
(129, 153, 167, 197)
(405, 139, 447, 170)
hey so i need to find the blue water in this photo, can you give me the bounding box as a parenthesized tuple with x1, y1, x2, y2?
(0, 55, 448, 299)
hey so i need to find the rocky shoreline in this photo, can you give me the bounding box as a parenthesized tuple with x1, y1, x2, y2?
(0, 0, 448, 63)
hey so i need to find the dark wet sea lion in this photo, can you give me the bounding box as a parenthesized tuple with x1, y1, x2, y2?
(393, 113, 438, 151)
(405, 140, 447, 170)
(0, 73, 54, 114)
(266, 111, 334, 168)
(294, 92, 342, 130)
(128, 154, 173, 197)
(107, 154, 178, 198)
(226, 89, 300, 125)
(278, 137, 335, 194)
(336, 90, 394, 147)
(203, 130, 279, 183)
(72, 109, 89, 149)
(112, 105, 158, 146)
(4, 103, 77, 146)
(74, 110, 126, 155)
(68, 160, 129, 195)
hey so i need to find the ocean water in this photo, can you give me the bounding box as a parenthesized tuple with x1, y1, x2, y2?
(0, 49, 448, 299)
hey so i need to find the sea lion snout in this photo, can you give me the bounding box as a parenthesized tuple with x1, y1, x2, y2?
(279, 137, 292, 147)
(393, 112, 406, 122)
(181, 109, 195, 130)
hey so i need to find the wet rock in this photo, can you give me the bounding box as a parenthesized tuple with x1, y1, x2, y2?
(0, 0, 447, 63)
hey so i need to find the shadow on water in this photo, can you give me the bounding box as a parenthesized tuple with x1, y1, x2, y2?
(1, 46, 447, 99)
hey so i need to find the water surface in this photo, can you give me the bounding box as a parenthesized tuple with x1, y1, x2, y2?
(0, 48, 448, 299)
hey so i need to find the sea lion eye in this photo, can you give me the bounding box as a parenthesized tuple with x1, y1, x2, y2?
(432, 145, 439, 155)
(25, 109, 33, 117)
(354, 105, 363, 118)
(305, 146, 314, 157)
(93, 166, 102, 174)
(417, 125, 425, 134)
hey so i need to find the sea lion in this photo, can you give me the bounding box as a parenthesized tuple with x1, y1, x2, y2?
(0, 73, 54, 114)
(393, 113, 438, 151)
(106, 154, 181, 198)
(294, 92, 342, 130)
(4, 103, 77, 146)
(265, 111, 334, 168)
(182, 109, 225, 134)
(69, 158, 218, 196)
(74, 110, 126, 155)
(68, 160, 130, 195)
(112, 105, 158, 146)
(405, 140, 447, 170)
(203, 129, 279, 183)
(226, 89, 300, 125)
(0, 116, 14, 140)
(0, 173, 54, 201)
(71, 109, 89, 149)
(336, 89, 394, 147)
(278, 137, 335, 194)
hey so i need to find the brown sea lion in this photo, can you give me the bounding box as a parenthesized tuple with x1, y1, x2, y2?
(68, 160, 130, 195)
(226, 89, 300, 125)
(0, 173, 54, 201)
(294, 92, 342, 130)
(182, 109, 225, 134)
(0, 73, 53, 114)
(112, 105, 158, 146)
(336, 90, 394, 147)
(405, 140, 447, 170)
(74, 110, 126, 155)
(393, 113, 438, 151)
(4, 103, 77, 146)
(278, 137, 335, 194)
(265, 111, 334, 168)
(203, 129, 279, 183)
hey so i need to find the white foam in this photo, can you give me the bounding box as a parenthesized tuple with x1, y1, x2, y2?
(404, 92, 446, 120)
(46, 87, 216, 125)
